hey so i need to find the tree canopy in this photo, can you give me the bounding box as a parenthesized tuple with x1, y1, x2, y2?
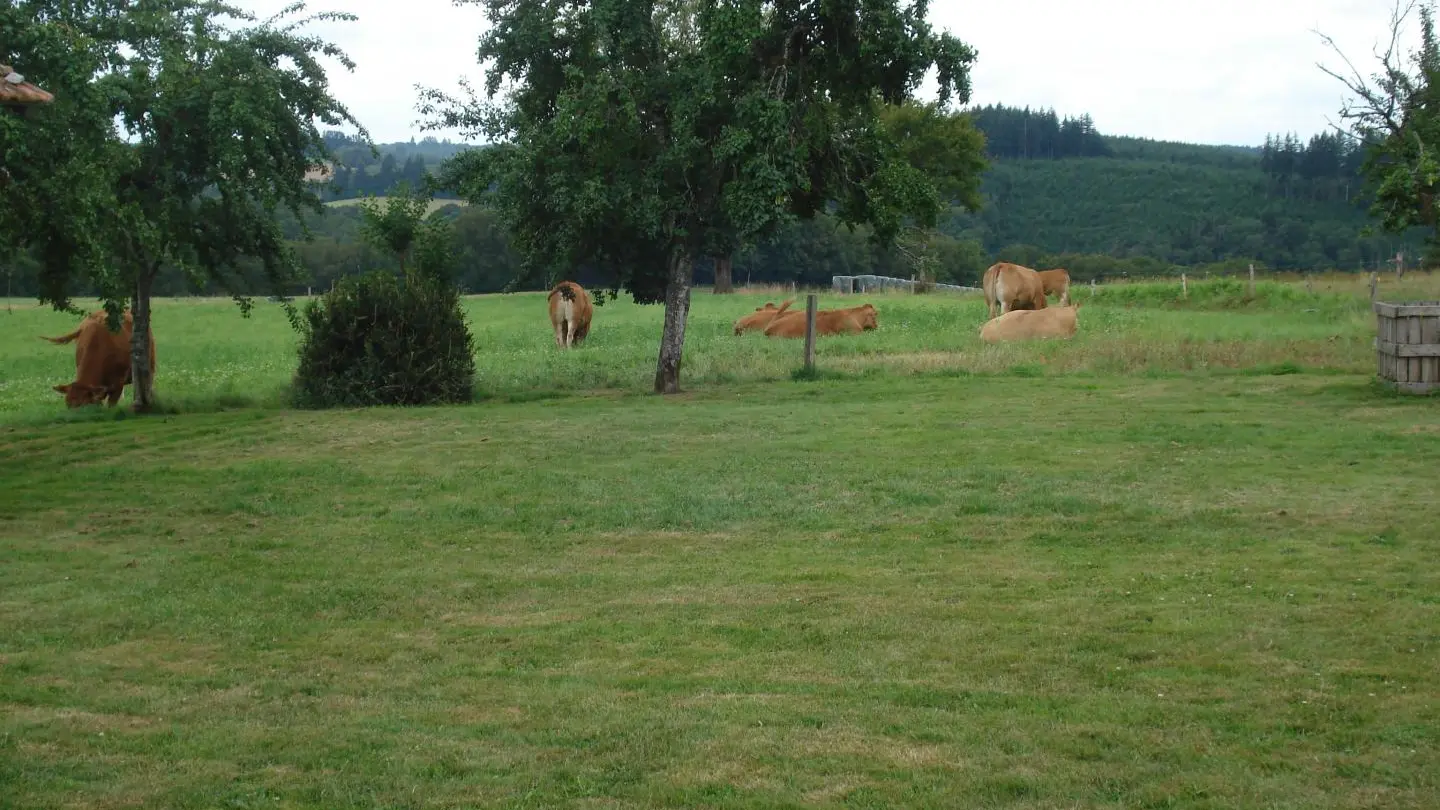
(1319, 0, 1440, 259)
(423, 0, 985, 393)
(2, 0, 367, 410)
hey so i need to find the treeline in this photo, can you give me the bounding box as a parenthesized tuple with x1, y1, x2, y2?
(1259, 131, 1368, 202)
(968, 104, 1111, 160)
(314, 132, 467, 202)
(950, 157, 1419, 271)
(6, 105, 1429, 301)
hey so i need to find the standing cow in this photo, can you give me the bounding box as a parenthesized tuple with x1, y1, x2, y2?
(1037, 268, 1071, 306)
(547, 280, 593, 349)
(982, 262, 1049, 319)
(41, 309, 156, 408)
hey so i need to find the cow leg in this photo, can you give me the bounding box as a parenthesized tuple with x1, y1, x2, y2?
(105, 385, 123, 407)
(554, 321, 567, 349)
(565, 320, 578, 348)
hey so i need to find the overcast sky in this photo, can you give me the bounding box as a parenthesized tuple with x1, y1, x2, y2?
(236, 0, 1411, 147)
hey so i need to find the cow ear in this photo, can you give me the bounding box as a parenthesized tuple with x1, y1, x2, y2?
(54, 384, 70, 394)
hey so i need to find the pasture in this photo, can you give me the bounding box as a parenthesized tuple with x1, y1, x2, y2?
(2, 275, 1438, 808)
(1, 273, 1426, 419)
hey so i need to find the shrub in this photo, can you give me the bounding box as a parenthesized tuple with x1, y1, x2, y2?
(292, 270, 476, 408)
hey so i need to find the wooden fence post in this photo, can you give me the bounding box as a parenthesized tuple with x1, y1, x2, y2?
(1248, 263, 1256, 299)
(1370, 272, 1379, 300)
(803, 294, 818, 373)
(1090, 278, 1096, 295)
(1181, 273, 1188, 299)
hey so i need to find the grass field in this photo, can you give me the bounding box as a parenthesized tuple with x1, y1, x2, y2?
(5, 272, 1433, 420)
(2, 274, 1438, 808)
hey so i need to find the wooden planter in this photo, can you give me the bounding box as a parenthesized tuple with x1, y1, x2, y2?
(1374, 300, 1440, 394)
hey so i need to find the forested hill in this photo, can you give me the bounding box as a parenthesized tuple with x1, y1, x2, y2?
(316, 105, 1422, 277)
(947, 105, 1418, 272)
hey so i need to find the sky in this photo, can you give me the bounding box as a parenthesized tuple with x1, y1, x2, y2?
(235, 0, 1413, 147)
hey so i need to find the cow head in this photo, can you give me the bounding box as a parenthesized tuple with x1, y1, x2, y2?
(855, 304, 879, 331)
(54, 382, 107, 408)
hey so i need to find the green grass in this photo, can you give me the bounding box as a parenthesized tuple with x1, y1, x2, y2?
(0, 283, 1381, 421)
(2, 281, 1437, 807)
(1, 372, 1437, 808)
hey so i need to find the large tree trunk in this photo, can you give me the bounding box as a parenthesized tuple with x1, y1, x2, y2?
(653, 252, 694, 395)
(712, 254, 733, 294)
(130, 266, 158, 413)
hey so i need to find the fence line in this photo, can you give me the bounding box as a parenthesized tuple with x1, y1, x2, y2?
(832, 275, 981, 294)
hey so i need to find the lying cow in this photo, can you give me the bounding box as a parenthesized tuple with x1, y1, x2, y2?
(733, 300, 791, 335)
(764, 300, 878, 338)
(41, 308, 156, 408)
(982, 262, 1049, 318)
(1037, 268, 1071, 305)
(979, 302, 1081, 343)
(547, 280, 593, 348)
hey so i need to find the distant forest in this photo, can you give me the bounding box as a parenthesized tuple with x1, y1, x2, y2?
(3, 104, 1427, 299)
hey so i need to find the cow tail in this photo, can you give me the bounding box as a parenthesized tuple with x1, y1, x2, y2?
(39, 327, 84, 345)
(760, 298, 797, 337)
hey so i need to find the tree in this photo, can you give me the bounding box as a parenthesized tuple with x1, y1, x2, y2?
(423, 0, 982, 394)
(3, 0, 367, 411)
(357, 181, 457, 281)
(879, 100, 988, 286)
(1317, 0, 1440, 255)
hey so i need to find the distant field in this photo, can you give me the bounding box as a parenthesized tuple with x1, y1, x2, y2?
(323, 197, 468, 216)
(2, 273, 1437, 808)
(3, 273, 1426, 421)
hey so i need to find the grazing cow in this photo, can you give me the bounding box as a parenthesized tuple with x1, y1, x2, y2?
(41, 309, 156, 408)
(764, 301, 878, 338)
(982, 262, 1049, 318)
(979, 302, 1081, 343)
(547, 281, 593, 348)
(732, 300, 791, 335)
(1037, 268, 1071, 305)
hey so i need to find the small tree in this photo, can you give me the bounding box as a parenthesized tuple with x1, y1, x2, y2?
(422, 0, 985, 394)
(293, 178, 474, 408)
(357, 181, 458, 282)
(1317, 0, 1440, 257)
(879, 100, 989, 288)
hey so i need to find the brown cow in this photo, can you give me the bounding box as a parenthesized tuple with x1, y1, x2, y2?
(547, 281, 593, 348)
(732, 299, 791, 335)
(764, 301, 878, 338)
(979, 302, 1081, 344)
(41, 309, 156, 408)
(1037, 268, 1071, 305)
(982, 262, 1049, 318)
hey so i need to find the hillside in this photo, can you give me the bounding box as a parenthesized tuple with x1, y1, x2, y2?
(948, 156, 1410, 271)
(319, 106, 1423, 277)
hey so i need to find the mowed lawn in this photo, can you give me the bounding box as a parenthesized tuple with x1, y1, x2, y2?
(2, 282, 1438, 807)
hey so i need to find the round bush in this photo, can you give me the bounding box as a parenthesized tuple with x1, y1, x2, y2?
(292, 271, 476, 408)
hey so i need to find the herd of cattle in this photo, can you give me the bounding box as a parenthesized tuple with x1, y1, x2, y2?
(547, 261, 1082, 349)
(40, 262, 1080, 409)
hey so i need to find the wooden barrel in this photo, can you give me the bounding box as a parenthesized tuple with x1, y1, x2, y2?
(1374, 300, 1440, 393)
